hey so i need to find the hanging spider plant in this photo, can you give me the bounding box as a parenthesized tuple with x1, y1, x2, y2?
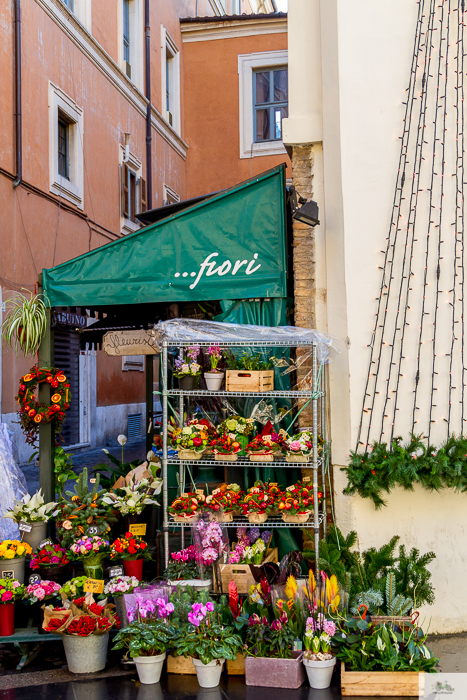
(1, 290, 48, 357)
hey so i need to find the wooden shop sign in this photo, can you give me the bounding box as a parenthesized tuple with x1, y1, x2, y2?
(84, 578, 104, 594)
(102, 330, 159, 356)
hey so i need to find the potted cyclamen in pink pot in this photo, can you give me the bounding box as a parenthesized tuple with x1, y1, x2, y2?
(204, 344, 224, 391)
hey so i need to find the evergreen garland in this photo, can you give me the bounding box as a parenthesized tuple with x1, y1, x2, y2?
(343, 434, 467, 508)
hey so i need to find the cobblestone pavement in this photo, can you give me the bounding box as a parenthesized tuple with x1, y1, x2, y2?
(20, 437, 148, 493)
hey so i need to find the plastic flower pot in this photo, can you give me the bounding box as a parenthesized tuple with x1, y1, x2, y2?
(62, 632, 109, 674)
(303, 656, 336, 689)
(0, 603, 15, 637)
(0, 557, 26, 584)
(192, 658, 225, 688)
(204, 372, 224, 391)
(245, 652, 305, 689)
(82, 554, 105, 581)
(179, 375, 197, 391)
(22, 522, 47, 551)
(134, 652, 166, 684)
(123, 558, 143, 581)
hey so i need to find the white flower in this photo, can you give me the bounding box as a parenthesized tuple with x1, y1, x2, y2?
(127, 498, 136, 507)
(117, 435, 128, 446)
(376, 637, 386, 651)
(182, 427, 192, 435)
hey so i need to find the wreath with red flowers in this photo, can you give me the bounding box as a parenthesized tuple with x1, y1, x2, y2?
(16, 366, 71, 445)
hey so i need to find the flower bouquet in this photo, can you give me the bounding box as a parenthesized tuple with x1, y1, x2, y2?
(59, 576, 89, 601)
(172, 421, 209, 460)
(245, 435, 275, 462)
(212, 434, 242, 462)
(174, 345, 202, 390)
(104, 575, 140, 627)
(25, 580, 61, 604)
(112, 595, 175, 684)
(205, 483, 242, 521)
(241, 485, 273, 523)
(0, 578, 25, 636)
(69, 535, 110, 581)
(29, 544, 70, 583)
(169, 492, 203, 522)
(218, 416, 254, 454)
(3, 489, 57, 550)
(277, 480, 321, 523)
(43, 593, 118, 674)
(229, 528, 272, 565)
(0, 540, 33, 583)
(284, 430, 314, 462)
(102, 479, 160, 517)
(110, 532, 149, 581)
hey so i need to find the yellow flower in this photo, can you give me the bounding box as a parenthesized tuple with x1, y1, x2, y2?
(285, 575, 298, 600)
(4, 551, 15, 559)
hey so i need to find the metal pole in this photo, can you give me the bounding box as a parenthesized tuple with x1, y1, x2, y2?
(321, 363, 327, 538)
(145, 354, 153, 456)
(179, 394, 185, 549)
(162, 341, 169, 568)
(38, 297, 55, 502)
(312, 343, 320, 577)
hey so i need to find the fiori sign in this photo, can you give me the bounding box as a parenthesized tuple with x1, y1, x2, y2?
(102, 330, 159, 356)
(174, 252, 262, 290)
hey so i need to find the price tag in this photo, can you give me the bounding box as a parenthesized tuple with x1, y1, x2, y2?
(302, 476, 311, 483)
(89, 478, 97, 484)
(88, 525, 99, 535)
(29, 574, 41, 585)
(109, 566, 124, 578)
(195, 489, 204, 496)
(19, 521, 32, 533)
(39, 538, 53, 549)
(181, 493, 189, 498)
(293, 639, 303, 651)
(1, 571, 14, 580)
(63, 599, 71, 609)
(83, 578, 104, 594)
(128, 523, 146, 536)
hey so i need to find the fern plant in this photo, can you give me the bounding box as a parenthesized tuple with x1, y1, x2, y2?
(350, 588, 384, 615)
(385, 572, 412, 616)
(1, 291, 47, 357)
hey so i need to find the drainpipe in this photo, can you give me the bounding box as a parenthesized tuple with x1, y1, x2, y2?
(13, 0, 22, 189)
(144, 0, 152, 210)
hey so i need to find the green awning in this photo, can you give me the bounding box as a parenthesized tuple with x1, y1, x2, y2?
(42, 165, 287, 308)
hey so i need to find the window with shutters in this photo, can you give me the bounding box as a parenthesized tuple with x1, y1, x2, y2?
(120, 148, 146, 235)
(119, 0, 144, 90)
(49, 83, 84, 209)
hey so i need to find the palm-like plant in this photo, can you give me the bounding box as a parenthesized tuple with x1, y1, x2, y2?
(1, 291, 47, 357)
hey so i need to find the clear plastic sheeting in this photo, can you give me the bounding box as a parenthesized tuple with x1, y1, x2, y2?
(0, 423, 27, 540)
(153, 318, 339, 364)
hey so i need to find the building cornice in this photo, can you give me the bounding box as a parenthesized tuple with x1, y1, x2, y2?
(35, 0, 188, 160)
(181, 17, 287, 42)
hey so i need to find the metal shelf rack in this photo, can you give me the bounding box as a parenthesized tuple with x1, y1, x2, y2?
(161, 338, 327, 574)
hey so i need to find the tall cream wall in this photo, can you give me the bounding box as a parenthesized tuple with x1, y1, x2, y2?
(285, 0, 467, 633)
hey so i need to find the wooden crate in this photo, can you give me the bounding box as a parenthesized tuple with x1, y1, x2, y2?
(227, 652, 245, 675)
(341, 663, 422, 696)
(167, 654, 196, 675)
(219, 563, 256, 594)
(225, 370, 274, 393)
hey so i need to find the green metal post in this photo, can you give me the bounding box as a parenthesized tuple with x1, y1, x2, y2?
(38, 288, 55, 501)
(145, 354, 154, 456)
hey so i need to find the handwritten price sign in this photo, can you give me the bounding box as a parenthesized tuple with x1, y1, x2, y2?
(83, 578, 104, 594)
(128, 523, 146, 536)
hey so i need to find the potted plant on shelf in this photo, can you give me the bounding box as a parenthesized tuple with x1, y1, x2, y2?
(241, 485, 273, 523)
(68, 535, 110, 580)
(0, 578, 25, 637)
(103, 575, 140, 627)
(3, 489, 57, 550)
(302, 613, 337, 689)
(174, 345, 202, 391)
(169, 492, 204, 522)
(112, 596, 175, 684)
(284, 431, 314, 463)
(218, 416, 254, 454)
(244, 610, 306, 688)
(172, 421, 209, 460)
(25, 580, 62, 634)
(110, 532, 149, 581)
(205, 484, 241, 521)
(276, 480, 319, 523)
(245, 435, 276, 462)
(0, 540, 33, 583)
(29, 543, 70, 583)
(173, 600, 242, 688)
(42, 593, 118, 674)
(211, 434, 242, 463)
(163, 545, 203, 587)
(204, 344, 224, 391)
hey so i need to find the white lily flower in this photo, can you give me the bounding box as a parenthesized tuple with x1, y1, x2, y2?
(117, 435, 128, 446)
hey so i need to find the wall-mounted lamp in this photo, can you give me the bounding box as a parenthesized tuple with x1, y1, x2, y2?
(289, 185, 320, 228)
(123, 132, 131, 163)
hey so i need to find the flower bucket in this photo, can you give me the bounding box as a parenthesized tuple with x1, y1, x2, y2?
(63, 632, 109, 674)
(37, 563, 71, 584)
(123, 558, 144, 581)
(0, 557, 26, 584)
(178, 449, 203, 460)
(192, 658, 225, 688)
(245, 652, 305, 688)
(22, 522, 47, 551)
(114, 595, 129, 627)
(303, 657, 336, 689)
(285, 454, 311, 463)
(0, 602, 15, 637)
(204, 372, 224, 391)
(134, 652, 166, 684)
(82, 554, 105, 581)
(281, 511, 311, 523)
(247, 512, 268, 524)
(179, 375, 197, 391)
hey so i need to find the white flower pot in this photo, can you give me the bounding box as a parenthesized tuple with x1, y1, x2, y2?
(192, 658, 225, 688)
(204, 372, 224, 391)
(303, 656, 336, 689)
(134, 652, 166, 684)
(168, 579, 212, 591)
(21, 521, 47, 551)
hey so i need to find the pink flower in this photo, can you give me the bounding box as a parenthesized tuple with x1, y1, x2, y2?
(290, 441, 301, 451)
(205, 601, 214, 612)
(12, 581, 20, 589)
(188, 612, 201, 626)
(2, 592, 13, 602)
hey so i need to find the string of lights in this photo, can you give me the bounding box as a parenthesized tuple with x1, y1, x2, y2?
(357, 0, 466, 450)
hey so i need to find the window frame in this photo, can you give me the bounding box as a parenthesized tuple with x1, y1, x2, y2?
(253, 67, 288, 143)
(57, 114, 70, 179)
(238, 50, 288, 159)
(59, 0, 91, 30)
(49, 82, 84, 209)
(161, 26, 181, 134)
(118, 0, 144, 90)
(120, 147, 145, 235)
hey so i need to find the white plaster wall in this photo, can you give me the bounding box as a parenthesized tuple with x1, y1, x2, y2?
(95, 402, 146, 447)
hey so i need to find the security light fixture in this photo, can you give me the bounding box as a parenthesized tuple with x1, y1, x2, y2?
(289, 185, 320, 228)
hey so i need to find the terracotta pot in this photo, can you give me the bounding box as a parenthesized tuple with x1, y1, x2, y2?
(123, 558, 144, 581)
(0, 602, 15, 637)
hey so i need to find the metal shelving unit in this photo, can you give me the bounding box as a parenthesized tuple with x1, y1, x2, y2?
(161, 339, 327, 573)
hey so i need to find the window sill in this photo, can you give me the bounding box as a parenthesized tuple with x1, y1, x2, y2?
(121, 219, 142, 235)
(50, 177, 84, 209)
(240, 140, 287, 159)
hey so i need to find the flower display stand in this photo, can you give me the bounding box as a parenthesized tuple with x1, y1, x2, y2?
(340, 663, 422, 696)
(0, 625, 62, 670)
(219, 564, 256, 594)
